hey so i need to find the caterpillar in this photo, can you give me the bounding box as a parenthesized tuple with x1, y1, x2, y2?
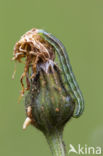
(37, 29, 84, 118)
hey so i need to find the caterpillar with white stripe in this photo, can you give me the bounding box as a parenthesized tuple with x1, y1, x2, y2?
(37, 29, 84, 118)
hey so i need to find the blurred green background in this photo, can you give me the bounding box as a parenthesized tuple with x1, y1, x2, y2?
(0, 0, 103, 156)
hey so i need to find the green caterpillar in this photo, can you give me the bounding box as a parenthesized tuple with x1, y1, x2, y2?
(37, 29, 84, 118)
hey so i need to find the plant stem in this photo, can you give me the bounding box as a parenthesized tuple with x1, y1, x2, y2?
(45, 129, 66, 156)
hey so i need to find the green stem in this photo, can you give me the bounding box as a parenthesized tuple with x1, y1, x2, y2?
(45, 129, 66, 156)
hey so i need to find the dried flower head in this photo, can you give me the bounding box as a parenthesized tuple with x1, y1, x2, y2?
(12, 28, 55, 95)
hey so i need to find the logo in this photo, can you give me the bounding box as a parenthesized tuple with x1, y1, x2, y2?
(68, 144, 102, 155)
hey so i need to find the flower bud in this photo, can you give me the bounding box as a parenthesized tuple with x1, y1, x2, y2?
(12, 28, 84, 156)
(25, 59, 75, 134)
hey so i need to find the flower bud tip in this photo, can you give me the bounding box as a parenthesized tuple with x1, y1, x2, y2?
(23, 117, 32, 130)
